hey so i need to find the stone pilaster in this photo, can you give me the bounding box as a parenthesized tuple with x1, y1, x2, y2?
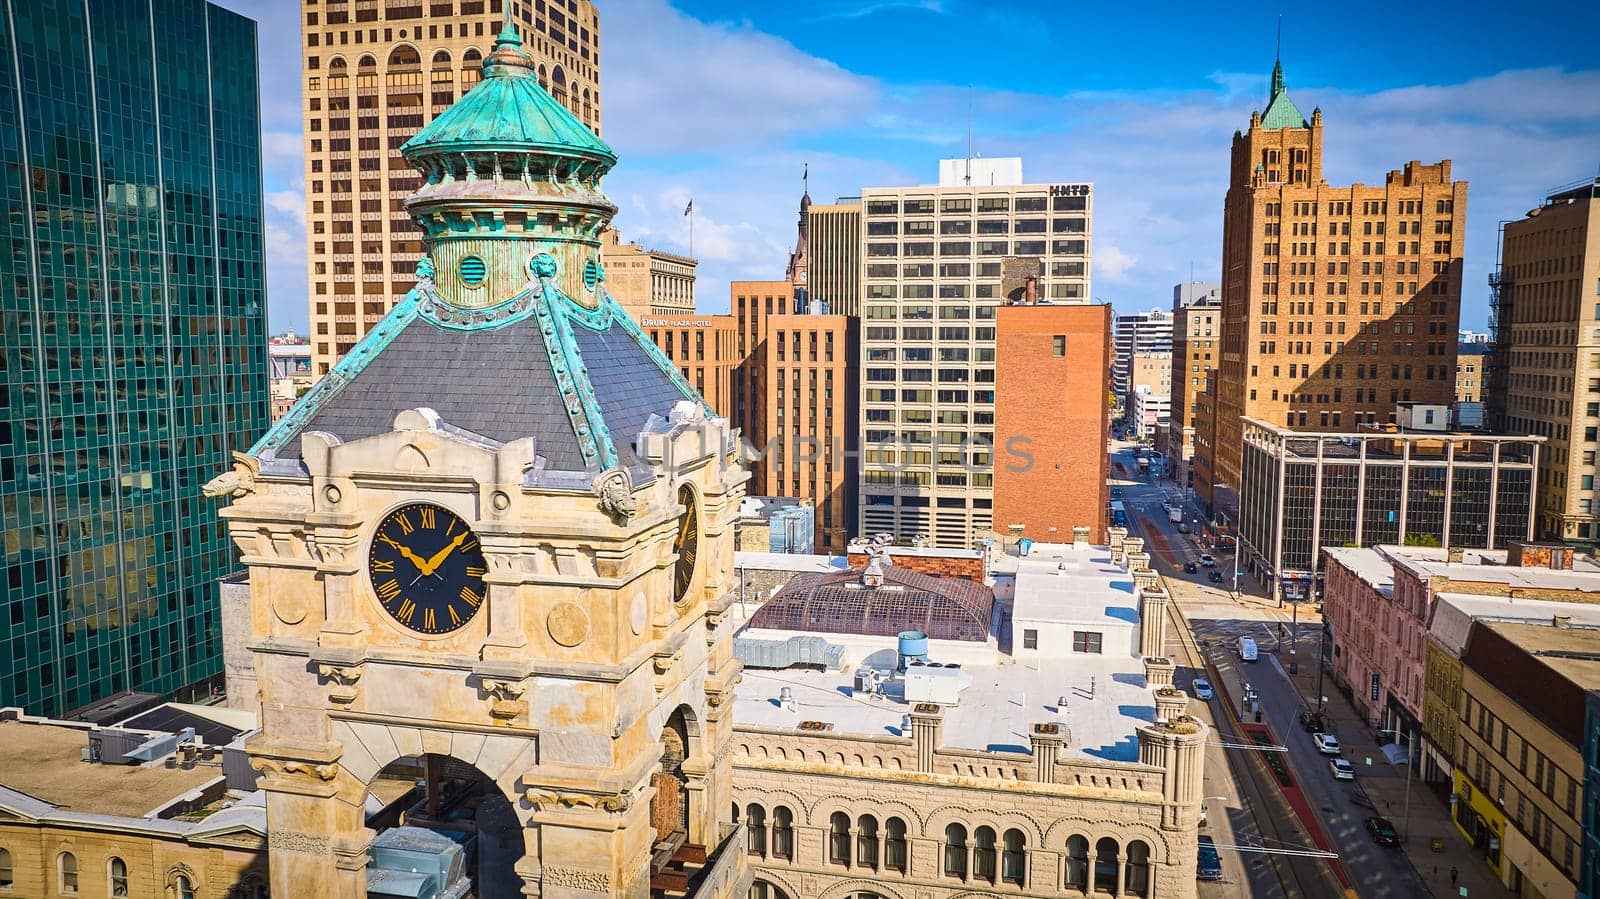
(1143, 656, 1176, 689)
(1138, 587, 1169, 658)
(910, 703, 944, 773)
(1029, 723, 1063, 783)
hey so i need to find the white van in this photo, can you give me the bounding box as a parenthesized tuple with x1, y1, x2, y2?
(1237, 636, 1258, 662)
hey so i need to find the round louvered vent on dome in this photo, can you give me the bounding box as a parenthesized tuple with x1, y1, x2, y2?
(460, 256, 487, 286)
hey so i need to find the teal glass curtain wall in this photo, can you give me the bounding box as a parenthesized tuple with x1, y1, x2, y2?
(0, 0, 266, 715)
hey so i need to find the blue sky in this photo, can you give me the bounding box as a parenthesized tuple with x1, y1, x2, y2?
(223, 0, 1600, 334)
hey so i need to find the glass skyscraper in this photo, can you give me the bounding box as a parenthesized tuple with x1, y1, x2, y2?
(0, 0, 267, 715)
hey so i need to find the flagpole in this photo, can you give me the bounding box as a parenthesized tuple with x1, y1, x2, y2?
(689, 206, 694, 258)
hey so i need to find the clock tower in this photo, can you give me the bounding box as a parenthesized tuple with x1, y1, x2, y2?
(213, 22, 748, 899)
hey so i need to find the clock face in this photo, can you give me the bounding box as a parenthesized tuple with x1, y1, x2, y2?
(672, 486, 698, 603)
(367, 502, 487, 635)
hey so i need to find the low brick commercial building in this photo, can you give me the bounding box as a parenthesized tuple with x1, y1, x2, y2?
(1322, 543, 1600, 782)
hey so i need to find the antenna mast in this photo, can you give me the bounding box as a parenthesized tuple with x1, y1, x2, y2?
(965, 86, 973, 185)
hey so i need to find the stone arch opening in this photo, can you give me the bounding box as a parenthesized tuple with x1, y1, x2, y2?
(363, 752, 522, 899)
(650, 705, 697, 847)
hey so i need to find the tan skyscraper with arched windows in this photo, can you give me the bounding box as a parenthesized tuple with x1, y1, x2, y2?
(302, 0, 601, 377)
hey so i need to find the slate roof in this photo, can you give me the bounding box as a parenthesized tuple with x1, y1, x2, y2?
(260, 284, 700, 476)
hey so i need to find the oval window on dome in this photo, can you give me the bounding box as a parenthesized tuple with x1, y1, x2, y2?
(460, 256, 487, 286)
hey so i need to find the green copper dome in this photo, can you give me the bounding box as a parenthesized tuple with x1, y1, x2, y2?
(401, 24, 616, 169)
(1259, 59, 1308, 130)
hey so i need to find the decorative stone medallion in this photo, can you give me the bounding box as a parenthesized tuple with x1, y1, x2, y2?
(547, 601, 591, 647)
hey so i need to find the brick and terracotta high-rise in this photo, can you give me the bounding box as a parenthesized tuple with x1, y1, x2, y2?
(1206, 58, 1467, 519)
(303, 0, 601, 376)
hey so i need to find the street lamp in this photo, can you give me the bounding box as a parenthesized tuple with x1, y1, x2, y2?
(1379, 727, 1415, 846)
(1216, 533, 1242, 596)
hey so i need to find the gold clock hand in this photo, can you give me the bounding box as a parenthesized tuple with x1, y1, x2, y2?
(379, 534, 432, 574)
(422, 532, 468, 575)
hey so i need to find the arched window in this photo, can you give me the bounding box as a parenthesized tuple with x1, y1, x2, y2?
(109, 856, 129, 896)
(1002, 828, 1026, 885)
(885, 817, 907, 873)
(234, 871, 270, 899)
(176, 875, 197, 899)
(388, 45, 420, 68)
(943, 823, 968, 878)
(1093, 837, 1120, 893)
(0, 847, 12, 889)
(551, 66, 569, 107)
(828, 812, 851, 865)
(1125, 840, 1151, 896)
(462, 48, 483, 87)
(749, 881, 791, 899)
(1064, 835, 1090, 889)
(856, 815, 879, 869)
(59, 852, 78, 893)
(431, 49, 451, 68)
(973, 826, 996, 882)
(745, 804, 767, 857)
(772, 806, 794, 860)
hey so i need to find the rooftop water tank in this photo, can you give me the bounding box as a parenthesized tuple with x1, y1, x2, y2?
(897, 630, 929, 672)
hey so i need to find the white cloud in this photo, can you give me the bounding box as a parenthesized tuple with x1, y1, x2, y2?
(599, 0, 878, 155)
(1096, 245, 1137, 284)
(211, 0, 1599, 334)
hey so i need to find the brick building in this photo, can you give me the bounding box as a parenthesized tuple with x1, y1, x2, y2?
(1488, 178, 1600, 545)
(993, 303, 1112, 544)
(1170, 293, 1220, 485)
(641, 313, 738, 419)
(1206, 58, 1468, 521)
(302, 0, 602, 375)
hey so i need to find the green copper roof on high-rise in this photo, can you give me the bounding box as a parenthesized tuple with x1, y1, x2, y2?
(400, 22, 616, 167)
(1259, 59, 1309, 130)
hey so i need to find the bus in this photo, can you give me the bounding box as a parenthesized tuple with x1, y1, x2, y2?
(1110, 501, 1127, 527)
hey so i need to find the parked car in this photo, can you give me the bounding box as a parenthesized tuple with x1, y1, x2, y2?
(1191, 678, 1214, 701)
(1298, 710, 1327, 733)
(1329, 758, 1355, 781)
(1312, 732, 1341, 755)
(1196, 835, 1223, 881)
(1199, 554, 1217, 567)
(1208, 569, 1224, 584)
(1110, 487, 1123, 498)
(1183, 561, 1198, 574)
(1178, 522, 1190, 534)
(1366, 816, 1401, 846)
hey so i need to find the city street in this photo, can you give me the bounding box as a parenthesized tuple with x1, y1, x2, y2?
(1112, 442, 1434, 897)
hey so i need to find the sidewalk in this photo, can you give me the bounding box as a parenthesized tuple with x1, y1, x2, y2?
(1278, 625, 1512, 899)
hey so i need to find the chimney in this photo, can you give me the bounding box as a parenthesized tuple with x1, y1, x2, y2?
(1024, 275, 1038, 305)
(1447, 547, 1463, 563)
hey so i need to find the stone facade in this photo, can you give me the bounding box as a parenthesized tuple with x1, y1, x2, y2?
(0, 821, 267, 899)
(217, 25, 750, 899)
(731, 685, 1204, 898)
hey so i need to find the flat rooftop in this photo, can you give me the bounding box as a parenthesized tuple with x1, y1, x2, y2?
(1382, 545, 1600, 592)
(0, 720, 221, 817)
(733, 652, 1151, 762)
(1009, 542, 1139, 627)
(1431, 592, 1600, 655)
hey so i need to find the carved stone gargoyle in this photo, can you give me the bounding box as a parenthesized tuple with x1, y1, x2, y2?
(203, 451, 260, 499)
